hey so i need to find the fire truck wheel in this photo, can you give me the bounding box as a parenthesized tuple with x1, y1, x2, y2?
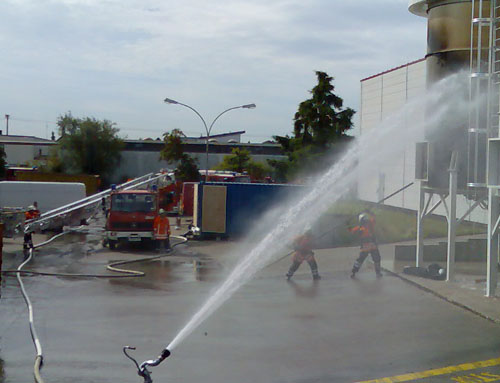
(108, 240, 117, 250)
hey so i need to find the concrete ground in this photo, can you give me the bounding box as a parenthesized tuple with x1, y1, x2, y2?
(1, 217, 500, 383)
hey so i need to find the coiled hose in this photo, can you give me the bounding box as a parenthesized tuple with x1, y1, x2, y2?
(3, 223, 188, 383)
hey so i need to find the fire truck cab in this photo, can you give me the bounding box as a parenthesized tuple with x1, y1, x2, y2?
(104, 172, 182, 250)
(105, 189, 158, 249)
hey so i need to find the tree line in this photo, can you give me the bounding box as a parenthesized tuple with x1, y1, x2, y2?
(5, 70, 354, 185)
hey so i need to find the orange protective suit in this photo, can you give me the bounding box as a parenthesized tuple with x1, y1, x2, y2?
(153, 215, 171, 240)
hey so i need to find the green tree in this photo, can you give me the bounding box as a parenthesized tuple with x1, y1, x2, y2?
(160, 129, 200, 182)
(160, 129, 185, 162)
(216, 148, 251, 173)
(175, 155, 201, 182)
(270, 71, 355, 181)
(55, 113, 124, 180)
(215, 148, 271, 181)
(246, 161, 271, 181)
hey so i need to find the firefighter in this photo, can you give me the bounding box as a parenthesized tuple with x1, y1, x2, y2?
(286, 228, 321, 281)
(349, 211, 382, 278)
(26, 204, 40, 219)
(33, 201, 40, 215)
(153, 208, 171, 252)
(23, 205, 38, 255)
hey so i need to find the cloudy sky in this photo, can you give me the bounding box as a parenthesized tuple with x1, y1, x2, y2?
(0, 0, 427, 142)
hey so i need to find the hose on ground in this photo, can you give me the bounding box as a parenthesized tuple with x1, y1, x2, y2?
(5, 226, 188, 383)
(3, 235, 188, 279)
(16, 246, 45, 383)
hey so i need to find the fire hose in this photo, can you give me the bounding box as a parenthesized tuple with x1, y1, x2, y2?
(2, 224, 189, 383)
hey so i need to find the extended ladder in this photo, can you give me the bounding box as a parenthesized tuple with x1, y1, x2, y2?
(24, 172, 173, 233)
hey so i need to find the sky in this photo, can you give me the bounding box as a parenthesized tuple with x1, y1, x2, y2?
(0, 0, 427, 143)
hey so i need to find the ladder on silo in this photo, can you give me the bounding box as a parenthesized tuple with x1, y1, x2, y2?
(469, 0, 497, 188)
(492, 0, 500, 136)
(471, 0, 500, 297)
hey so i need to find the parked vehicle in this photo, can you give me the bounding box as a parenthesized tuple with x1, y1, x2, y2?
(0, 181, 86, 213)
(0, 181, 88, 234)
(180, 182, 196, 216)
(104, 175, 180, 249)
(200, 170, 251, 183)
(105, 189, 157, 249)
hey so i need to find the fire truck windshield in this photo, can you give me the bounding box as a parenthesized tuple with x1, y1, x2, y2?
(111, 193, 156, 213)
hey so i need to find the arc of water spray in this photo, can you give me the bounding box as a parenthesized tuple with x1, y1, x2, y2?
(166, 72, 473, 352)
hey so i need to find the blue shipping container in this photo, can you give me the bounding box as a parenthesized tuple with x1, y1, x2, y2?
(194, 182, 306, 237)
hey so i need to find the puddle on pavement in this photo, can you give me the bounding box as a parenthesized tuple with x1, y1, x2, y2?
(286, 279, 320, 298)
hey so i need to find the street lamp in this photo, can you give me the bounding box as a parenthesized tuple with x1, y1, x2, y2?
(163, 98, 256, 179)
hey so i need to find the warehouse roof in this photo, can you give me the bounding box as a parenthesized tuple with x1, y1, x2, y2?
(361, 58, 425, 82)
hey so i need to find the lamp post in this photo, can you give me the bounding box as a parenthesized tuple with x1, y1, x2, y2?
(163, 98, 256, 179)
(5, 115, 9, 135)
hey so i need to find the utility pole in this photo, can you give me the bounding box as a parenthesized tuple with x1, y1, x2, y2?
(4, 115, 9, 135)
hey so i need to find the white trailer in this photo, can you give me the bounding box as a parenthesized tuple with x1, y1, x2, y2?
(0, 181, 86, 212)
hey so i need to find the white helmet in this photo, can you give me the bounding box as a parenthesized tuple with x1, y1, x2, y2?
(358, 213, 368, 224)
(28, 205, 36, 211)
(159, 208, 166, 215)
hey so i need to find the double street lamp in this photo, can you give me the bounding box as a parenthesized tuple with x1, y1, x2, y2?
(163, 98, 256, 179)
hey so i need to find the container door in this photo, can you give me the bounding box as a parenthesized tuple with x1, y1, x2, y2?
(201, 185, 227, 234)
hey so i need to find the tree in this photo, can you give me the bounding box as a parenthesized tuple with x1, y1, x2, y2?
(175, 155, 201, 182)
(270, 71, 355, 181)
(160, 129, 200, 182)
(216, 148, 251, 173)
(160, 129, 185, 162)
(293, 71, 354, 148)
(54, 113, 124, 181)
(215, 148, 272, 181)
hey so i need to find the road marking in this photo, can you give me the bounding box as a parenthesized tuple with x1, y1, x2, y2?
(451, 372, 500, 382)
(356, 357, 500, 383)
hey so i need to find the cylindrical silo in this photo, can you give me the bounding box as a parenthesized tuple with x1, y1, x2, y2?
(409, 0, 491, 190)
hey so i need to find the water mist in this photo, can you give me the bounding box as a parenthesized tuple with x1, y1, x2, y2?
(166, 72, 472, 352)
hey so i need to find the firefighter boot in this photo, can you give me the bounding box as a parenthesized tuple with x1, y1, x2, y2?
(375, 262, 383, 278)
(286, 261, 300, 280)
(351, 262, 360, 279)
(309, 260, 321, 280)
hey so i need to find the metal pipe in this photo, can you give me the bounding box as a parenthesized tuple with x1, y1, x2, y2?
(377, 182, 414, 204)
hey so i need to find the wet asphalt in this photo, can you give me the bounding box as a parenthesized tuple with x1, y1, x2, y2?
(1, 223, 500, 383)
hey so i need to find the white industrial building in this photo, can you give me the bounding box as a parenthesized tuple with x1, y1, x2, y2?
(0, 135, 55, 167)
(358, 58, 487, 224)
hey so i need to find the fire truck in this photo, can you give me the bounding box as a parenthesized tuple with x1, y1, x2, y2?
(104, 175, 181, 250)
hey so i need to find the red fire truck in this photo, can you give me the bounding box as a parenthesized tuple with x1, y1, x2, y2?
(104, 177, 181, 250)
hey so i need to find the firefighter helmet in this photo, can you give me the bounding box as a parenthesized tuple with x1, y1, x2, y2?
(358, 213, 369, 224)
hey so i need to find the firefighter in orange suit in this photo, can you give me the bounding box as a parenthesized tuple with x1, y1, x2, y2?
(349, 211, 382, 278)
(153, 209, 171, 252)
(286, 229, 321, 281)
(23, 205, 39, 255)
(25, 205, 40, 221)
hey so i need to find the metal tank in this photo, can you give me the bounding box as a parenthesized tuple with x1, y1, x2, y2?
(410, 0, 500, 296)
(409, 0, 492, 191)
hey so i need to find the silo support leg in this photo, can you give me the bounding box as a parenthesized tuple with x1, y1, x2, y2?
(416, 181, 425, 267)
(446, 168, 457, 282)
(486, 188, 499, 297)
